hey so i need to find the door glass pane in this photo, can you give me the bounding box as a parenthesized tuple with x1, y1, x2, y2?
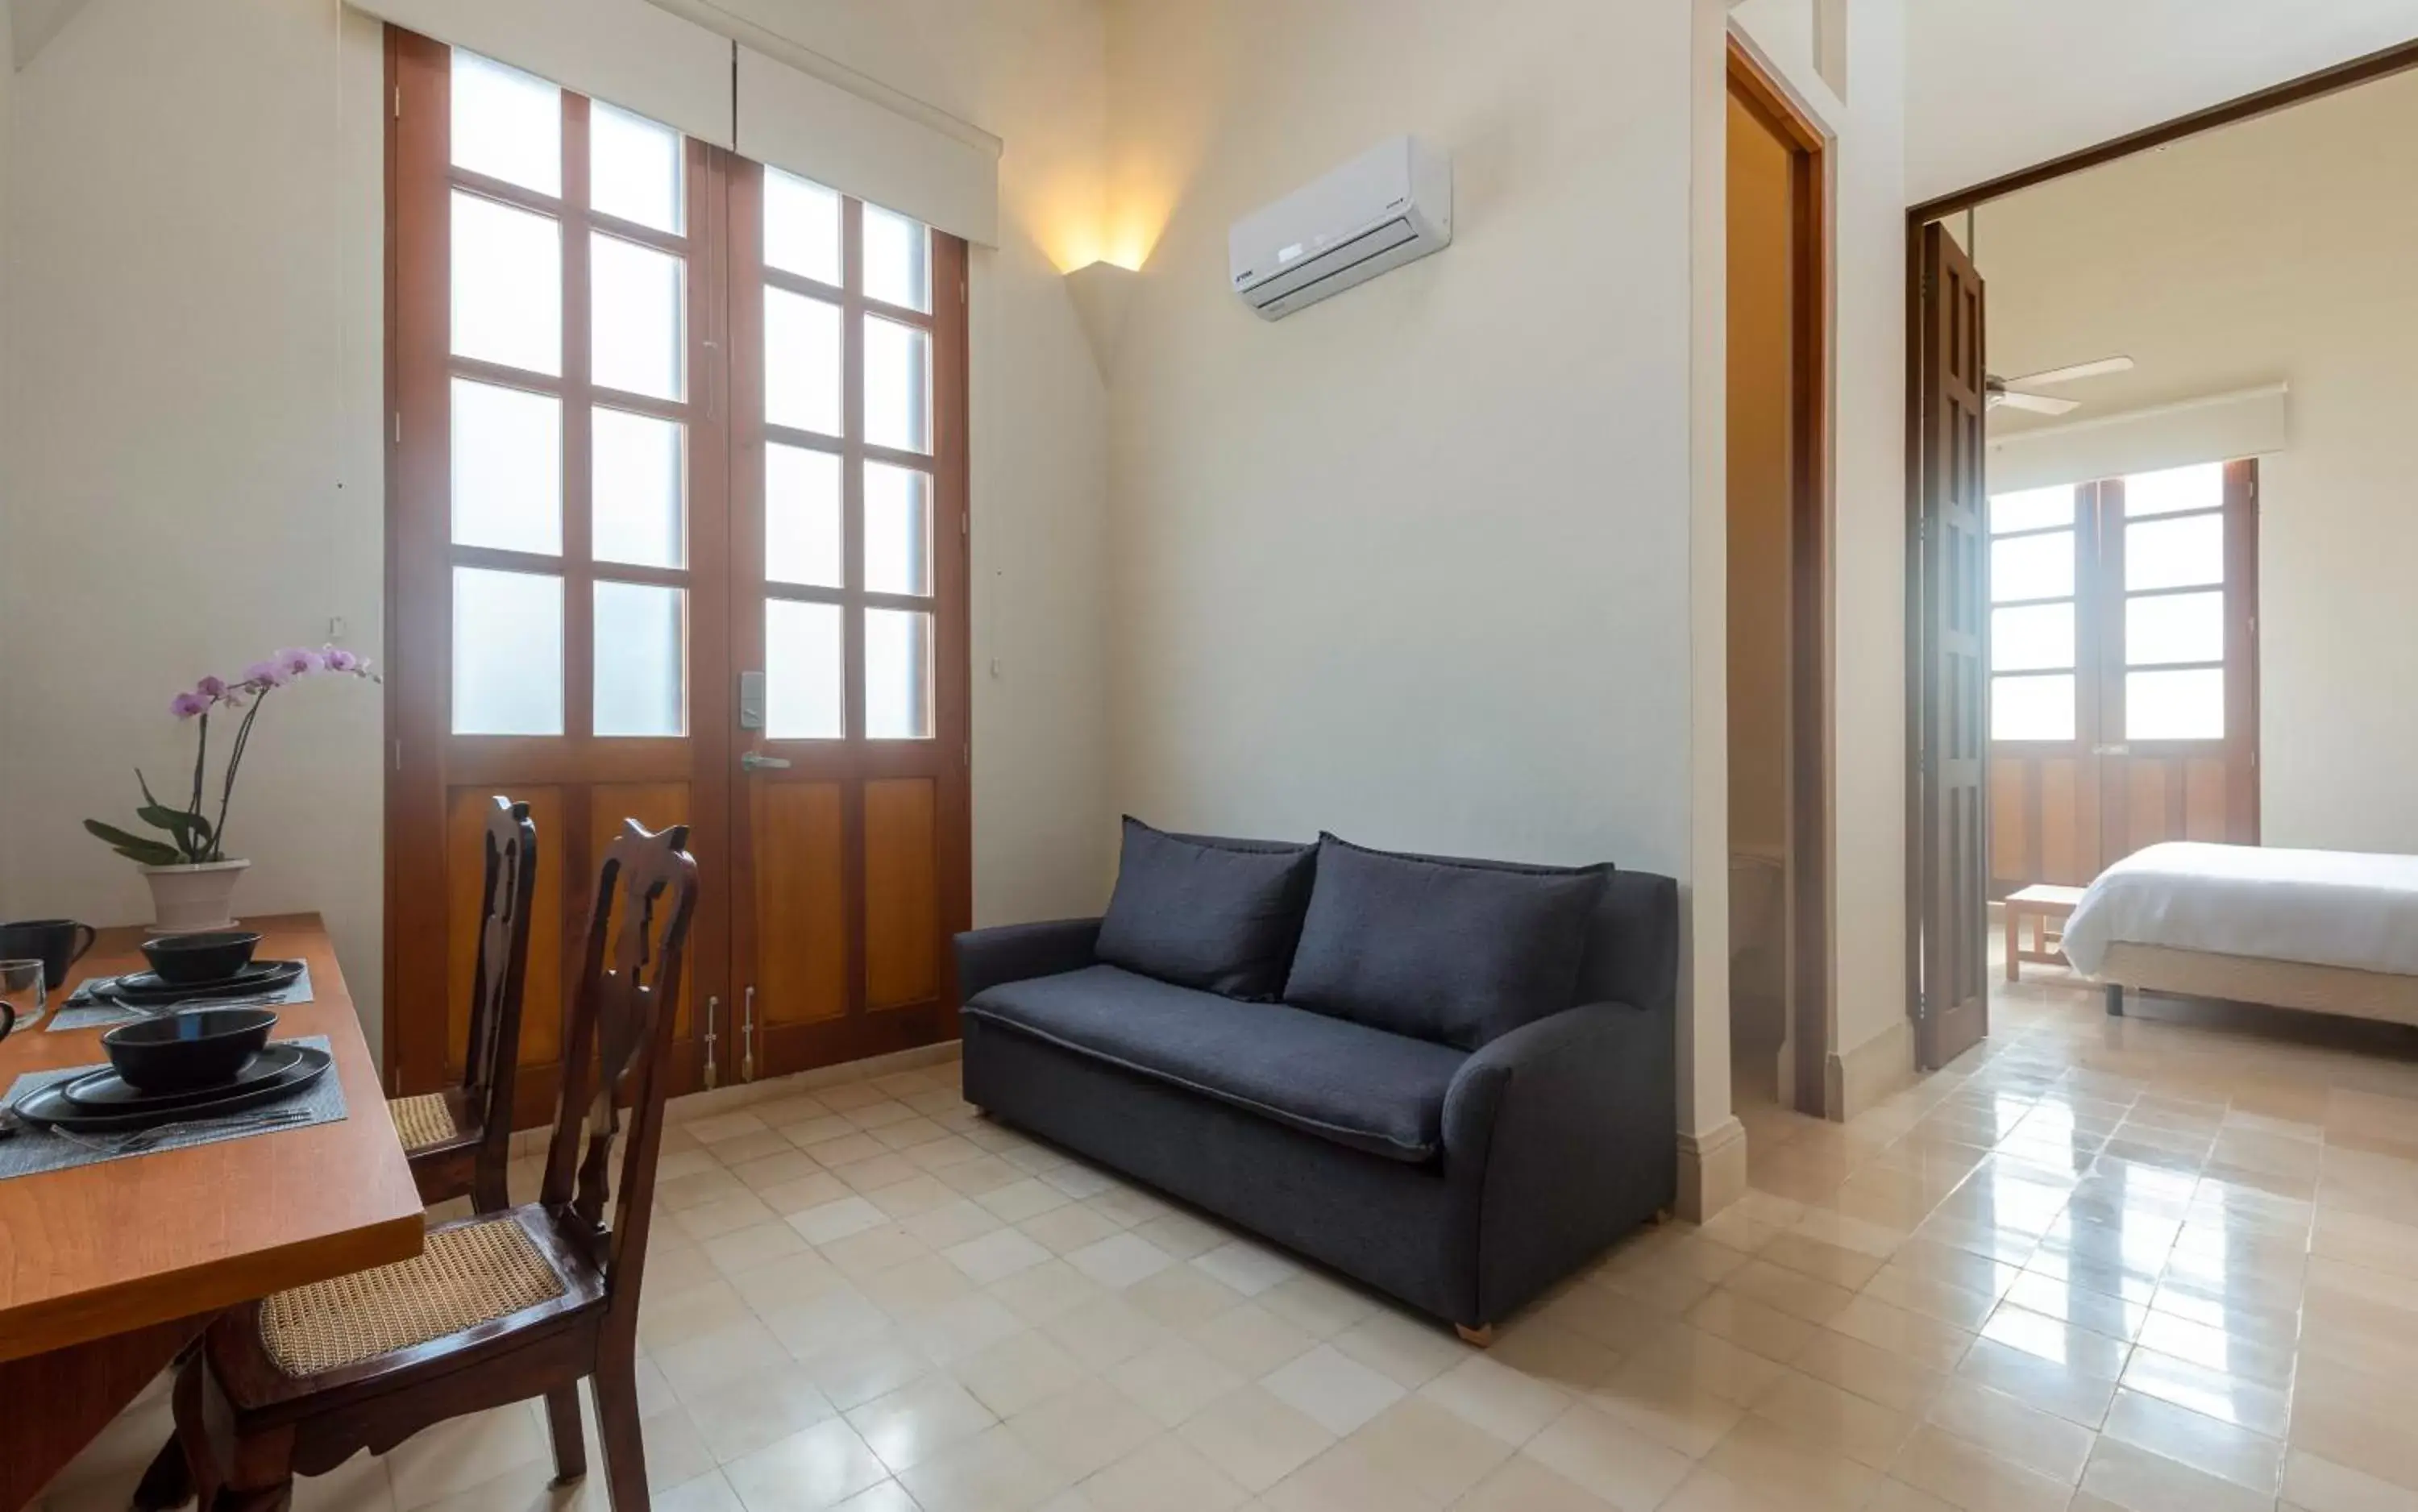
(2128, 668, 2225, 741)
(765, 289, 842, 436)
(2125, 591, 2224, 667)
(866, 609, 933, 739)
(592, 233, 683, 401)
(767, 599, 844, 739)
(1990, 603, 2073, 673)
(451, 52, 559, 197)
(863, 204, 931, 312)
(452, 193, 562, 375)
(1992, 674, 2075, 741)
(767, 445, 843, 588)
(2126, 513, 2223, 591)
(865, 463, 933, 596)
(592, 408, 684, 568)
(865, 315, 931, 453)
(589, 102, 683, 235)
(594, 580, 686, 737)
(1989, 485, 2075, 535)
(451, 380, 561, 555)
(764, 168, 842, 285)
(453, 567, 563, 735)
(2123, 462, 2223, 517)
(1991, 531, 2073, 603)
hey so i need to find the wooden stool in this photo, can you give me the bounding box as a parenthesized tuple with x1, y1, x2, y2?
(2004, 884, 2085, 981)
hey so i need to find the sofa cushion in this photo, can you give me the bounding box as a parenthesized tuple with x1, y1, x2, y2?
(963, 964, 1465, 1161)
(1093, 817, 1317, 1001)
(1282, 834, 1610, 1050)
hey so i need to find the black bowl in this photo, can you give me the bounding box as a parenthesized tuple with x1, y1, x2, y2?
(139, 930, 263, 987)
(102, 1007, 278, 1094)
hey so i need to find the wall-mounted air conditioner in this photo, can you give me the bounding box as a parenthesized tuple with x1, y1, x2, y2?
(1228, 136, 1452, 321)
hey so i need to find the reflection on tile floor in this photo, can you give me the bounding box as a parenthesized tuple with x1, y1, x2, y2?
(38, 958, 2418, 1512)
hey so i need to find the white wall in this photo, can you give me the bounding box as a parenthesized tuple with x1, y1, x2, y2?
(1906, 0, 2418, 204)
(2, 0, 388, 1035)
(0, 0, 1113, 1060)
(1976, 69, 2418, 854)
(1106, 0, 1710, 1114)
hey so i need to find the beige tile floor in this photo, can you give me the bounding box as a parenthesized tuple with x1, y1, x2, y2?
(36, 951, 2418, 1512)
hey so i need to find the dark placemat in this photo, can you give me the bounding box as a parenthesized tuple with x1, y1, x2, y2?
(0, 1034, 347, 1182)
(47, 963, 316, 1032)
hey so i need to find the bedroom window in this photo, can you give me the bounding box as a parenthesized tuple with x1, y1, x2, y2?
(1986, 461, 2258, 893)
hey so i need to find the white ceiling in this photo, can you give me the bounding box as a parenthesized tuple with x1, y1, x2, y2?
(1907, 0, 2418, 204)
(10, 0, 94, 69)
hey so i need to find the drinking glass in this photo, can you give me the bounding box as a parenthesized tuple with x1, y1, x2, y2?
(0, 958, 44, 1043)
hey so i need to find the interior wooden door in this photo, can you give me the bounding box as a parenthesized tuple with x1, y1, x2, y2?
(1985, 481, 2101, 895)
(2092, 460, 2260, 860)
(725, 160, 973, 1083)
(386, 31, 730, 1115)
(1914, 222, 1991, 1070)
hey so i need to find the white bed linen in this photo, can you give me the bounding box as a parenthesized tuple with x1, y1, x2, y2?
(2062, 841, 2418, 977)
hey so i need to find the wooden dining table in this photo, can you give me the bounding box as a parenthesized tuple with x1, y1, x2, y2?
(0, 913, 424, 1512)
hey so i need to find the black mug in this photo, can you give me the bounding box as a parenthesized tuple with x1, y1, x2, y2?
(0, 919, 97, 991)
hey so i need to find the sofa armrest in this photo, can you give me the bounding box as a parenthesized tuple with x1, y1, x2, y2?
(953, 918, 1103, 1003)
(1441, 999, 1677, 1324)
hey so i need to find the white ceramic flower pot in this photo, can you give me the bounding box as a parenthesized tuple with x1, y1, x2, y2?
(139, 858, 251, 933)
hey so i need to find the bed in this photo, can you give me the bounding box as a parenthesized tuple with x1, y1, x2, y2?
(2061, 841, 2418, 1025)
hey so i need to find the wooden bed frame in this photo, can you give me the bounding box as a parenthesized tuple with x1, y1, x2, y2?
(2097, 942, 2418, 1028)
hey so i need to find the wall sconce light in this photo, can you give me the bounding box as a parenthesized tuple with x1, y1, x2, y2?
(1065, 260, 1139, 377)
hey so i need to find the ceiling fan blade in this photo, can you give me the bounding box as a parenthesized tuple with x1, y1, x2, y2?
(1993, 390, 2079, 416)
(2002, 355, 2134, 388)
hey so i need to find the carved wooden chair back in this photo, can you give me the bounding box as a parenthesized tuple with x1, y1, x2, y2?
(539, 817, 699, 1334)
(460, 796, 539, 1170)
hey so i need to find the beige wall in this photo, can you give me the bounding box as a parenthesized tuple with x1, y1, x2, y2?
(0, 0, 1114, 1059)
(1906, 0, 2418, 204)
(1726, 93, 1791, 862)
(1976, 69, 2418, 854)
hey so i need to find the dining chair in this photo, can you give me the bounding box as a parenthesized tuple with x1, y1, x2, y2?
(388, 795, 539, 1213)
(170, 819, 699, 1512)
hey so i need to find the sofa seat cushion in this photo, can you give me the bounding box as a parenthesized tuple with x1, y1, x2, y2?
(963, 965, 1465, 1162)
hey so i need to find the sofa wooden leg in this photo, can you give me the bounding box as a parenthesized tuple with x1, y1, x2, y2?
(2105, 984, 2125, 1017)
(1455, 1323, 1495, 1348)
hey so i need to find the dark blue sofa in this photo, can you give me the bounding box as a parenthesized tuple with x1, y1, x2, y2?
(952, 839, 1678, 1338)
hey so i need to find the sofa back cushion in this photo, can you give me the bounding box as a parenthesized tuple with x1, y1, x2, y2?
(1282, 833, 1609, 1049)
(1095, 817, 1317, 1001)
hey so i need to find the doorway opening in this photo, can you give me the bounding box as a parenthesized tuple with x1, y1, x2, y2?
(1905, 39, 2418, 1065)
(1726, 42, 1831, 1120)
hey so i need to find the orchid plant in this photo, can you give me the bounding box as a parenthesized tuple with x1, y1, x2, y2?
(84, 646, 380, 868)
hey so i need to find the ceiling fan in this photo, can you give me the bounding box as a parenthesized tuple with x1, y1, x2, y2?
(1985, 355, 2135, 416)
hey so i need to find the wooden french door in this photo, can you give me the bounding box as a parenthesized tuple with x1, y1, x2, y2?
(724, 162, 973, 1082)
(384, 30, 970, 1108)
(1913, 222, 1991, 1070)
(1988, 462, 2258, 893)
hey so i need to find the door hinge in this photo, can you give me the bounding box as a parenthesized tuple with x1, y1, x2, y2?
(959, 511, 969, 538)
(393, 85, 401, 119)
(391, 738, 402, 773)
(393, 413, 402, 446)
(962, 742, 970, 768)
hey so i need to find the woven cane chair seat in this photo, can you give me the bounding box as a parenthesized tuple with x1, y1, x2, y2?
(388, 1092, 464, 1152)
(257, 1216, 567, 1377)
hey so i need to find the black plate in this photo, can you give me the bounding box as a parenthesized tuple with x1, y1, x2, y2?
(59, 1043, 308, 1114)
(11, 1047, 330, 1135)
(105, 958, 304, 1004)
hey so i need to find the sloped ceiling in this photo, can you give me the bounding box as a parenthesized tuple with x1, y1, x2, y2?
(11, 0, 94, 69)
(1907, 0, 2418, 203)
